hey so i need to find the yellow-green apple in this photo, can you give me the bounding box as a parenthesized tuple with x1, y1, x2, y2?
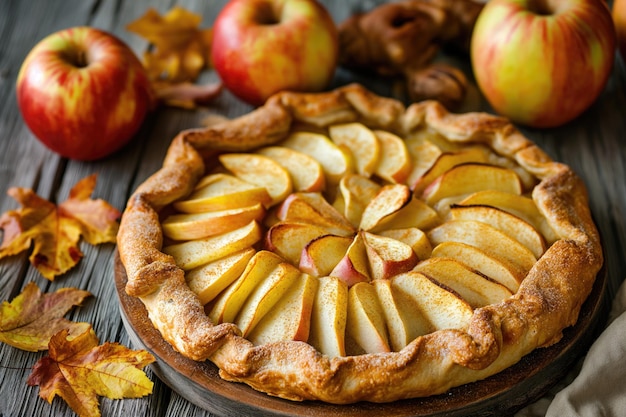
(329, 232, 371, 286)
(277, 192, 355, 236)
(328, 123, 380, 177)
(447, 204, 546, 258)
(391, 271, 474, 331)
(279, 131, 353, 184)
(427, 219, 536, 277)
(162, 203, 266, 241)
(208, 250, 284, 324)
(264, 221, 330, 264)
(431, 241, 521, 292)
(211, 0, 338, 106)
(373, 130, 411, 184)
(174, 173, 272, 213)
(471, 0, 616, 128)
(248, 272, 318, 345)
(308, 276, 348, 358)
(362, 232, 418, 281)
(186, 248, 256, 305)
(346, 282, 391, 354)
(219, 153, 293, 206)
(458, 190, 559, 243)
(614, 0, 626, 60)
(421, 163, 522, 205)
(299, 234, 352, 277)
(235, 262, 301, 335)
(16, 26, 153, 160)
(257, 146, 326, 192)
(413, 257, 513, 308)
(163, 220, 262, 270)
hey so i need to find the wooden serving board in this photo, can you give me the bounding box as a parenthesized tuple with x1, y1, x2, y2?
(114, 251, 607, 417)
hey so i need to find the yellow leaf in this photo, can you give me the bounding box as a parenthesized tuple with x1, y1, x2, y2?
(28, 327, 155, 417)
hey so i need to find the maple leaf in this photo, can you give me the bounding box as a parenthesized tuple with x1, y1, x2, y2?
(0, 282, 91, 351)
(28, 327, 155, 417)
(0, 174, 120, 280)
(126, 6, 221, 108)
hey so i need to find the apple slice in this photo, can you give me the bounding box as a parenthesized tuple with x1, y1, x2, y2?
(186, 247, 256, 305)
(328, 122, 380, 177)
(414, 257, 513, 308)
(373, 279, 431, 351)
(359, 184, 411, 231)
(447, 204, 546, 258)
(391, 271, 474, 331)
(362, 232, 418, 281)
(346, 282, 391, 354)
(421, 163, 523, 205)
(264, 221, 331, 265)
(308, 276, 348, 358)
(369, 194, 440, 233)
(219, 153, 293, 206)
(235, 262, 301, 336)
(174, 173, 272, 213)
(431, 241, 521, 293)
(373, 130, 411, 184)
(333, 174, 381, 228)
(163, 220, 262, 271)
(378, 227, 432, 260)
(248, 272, 319, 346)
(329, 233, 371, 287)
(299, 234, 352, 277)
(161, 203, 265, 241)
(411, 147, 491, 193)
(277, 192, 355, 237)
(458, 190, 559, 244)
(257, 146, 326, 192)
(279, 131, 353, 184)
(427, 220, 537, 277)
(208, 250, 284, 324)
(404, 134, 443, 188)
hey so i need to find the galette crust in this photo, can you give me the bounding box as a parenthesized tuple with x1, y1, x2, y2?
(116, 83, 603, 403)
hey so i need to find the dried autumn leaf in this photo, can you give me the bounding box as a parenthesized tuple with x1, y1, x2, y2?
(0, 282, 91, 351)
(127, 6, 212, 83)
(0, 174, 120, 280)
(28, 327, 155, 417)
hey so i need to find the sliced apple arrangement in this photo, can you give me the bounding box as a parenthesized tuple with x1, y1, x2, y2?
(158, 120, 558, 358)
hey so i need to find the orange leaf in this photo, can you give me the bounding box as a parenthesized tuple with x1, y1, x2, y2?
(0, 174, 120, 280)
(28, 327, 155, 417)
(127, 6, 212, 83)
(0, 282, 91, 351)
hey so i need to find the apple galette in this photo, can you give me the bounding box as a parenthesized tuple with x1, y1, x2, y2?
(117, 83, 603, 403)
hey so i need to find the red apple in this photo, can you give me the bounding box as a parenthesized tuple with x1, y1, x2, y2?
(471, 0, 616, 128)
(614, 0, 626, 60)
(16, 26, 153, 161)
(211, 0, 338, 106)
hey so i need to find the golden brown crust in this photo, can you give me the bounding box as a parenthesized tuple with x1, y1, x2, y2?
(116, 83, 603, 403)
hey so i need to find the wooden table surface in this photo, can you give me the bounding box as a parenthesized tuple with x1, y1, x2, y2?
(1, 0, 625, 416)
